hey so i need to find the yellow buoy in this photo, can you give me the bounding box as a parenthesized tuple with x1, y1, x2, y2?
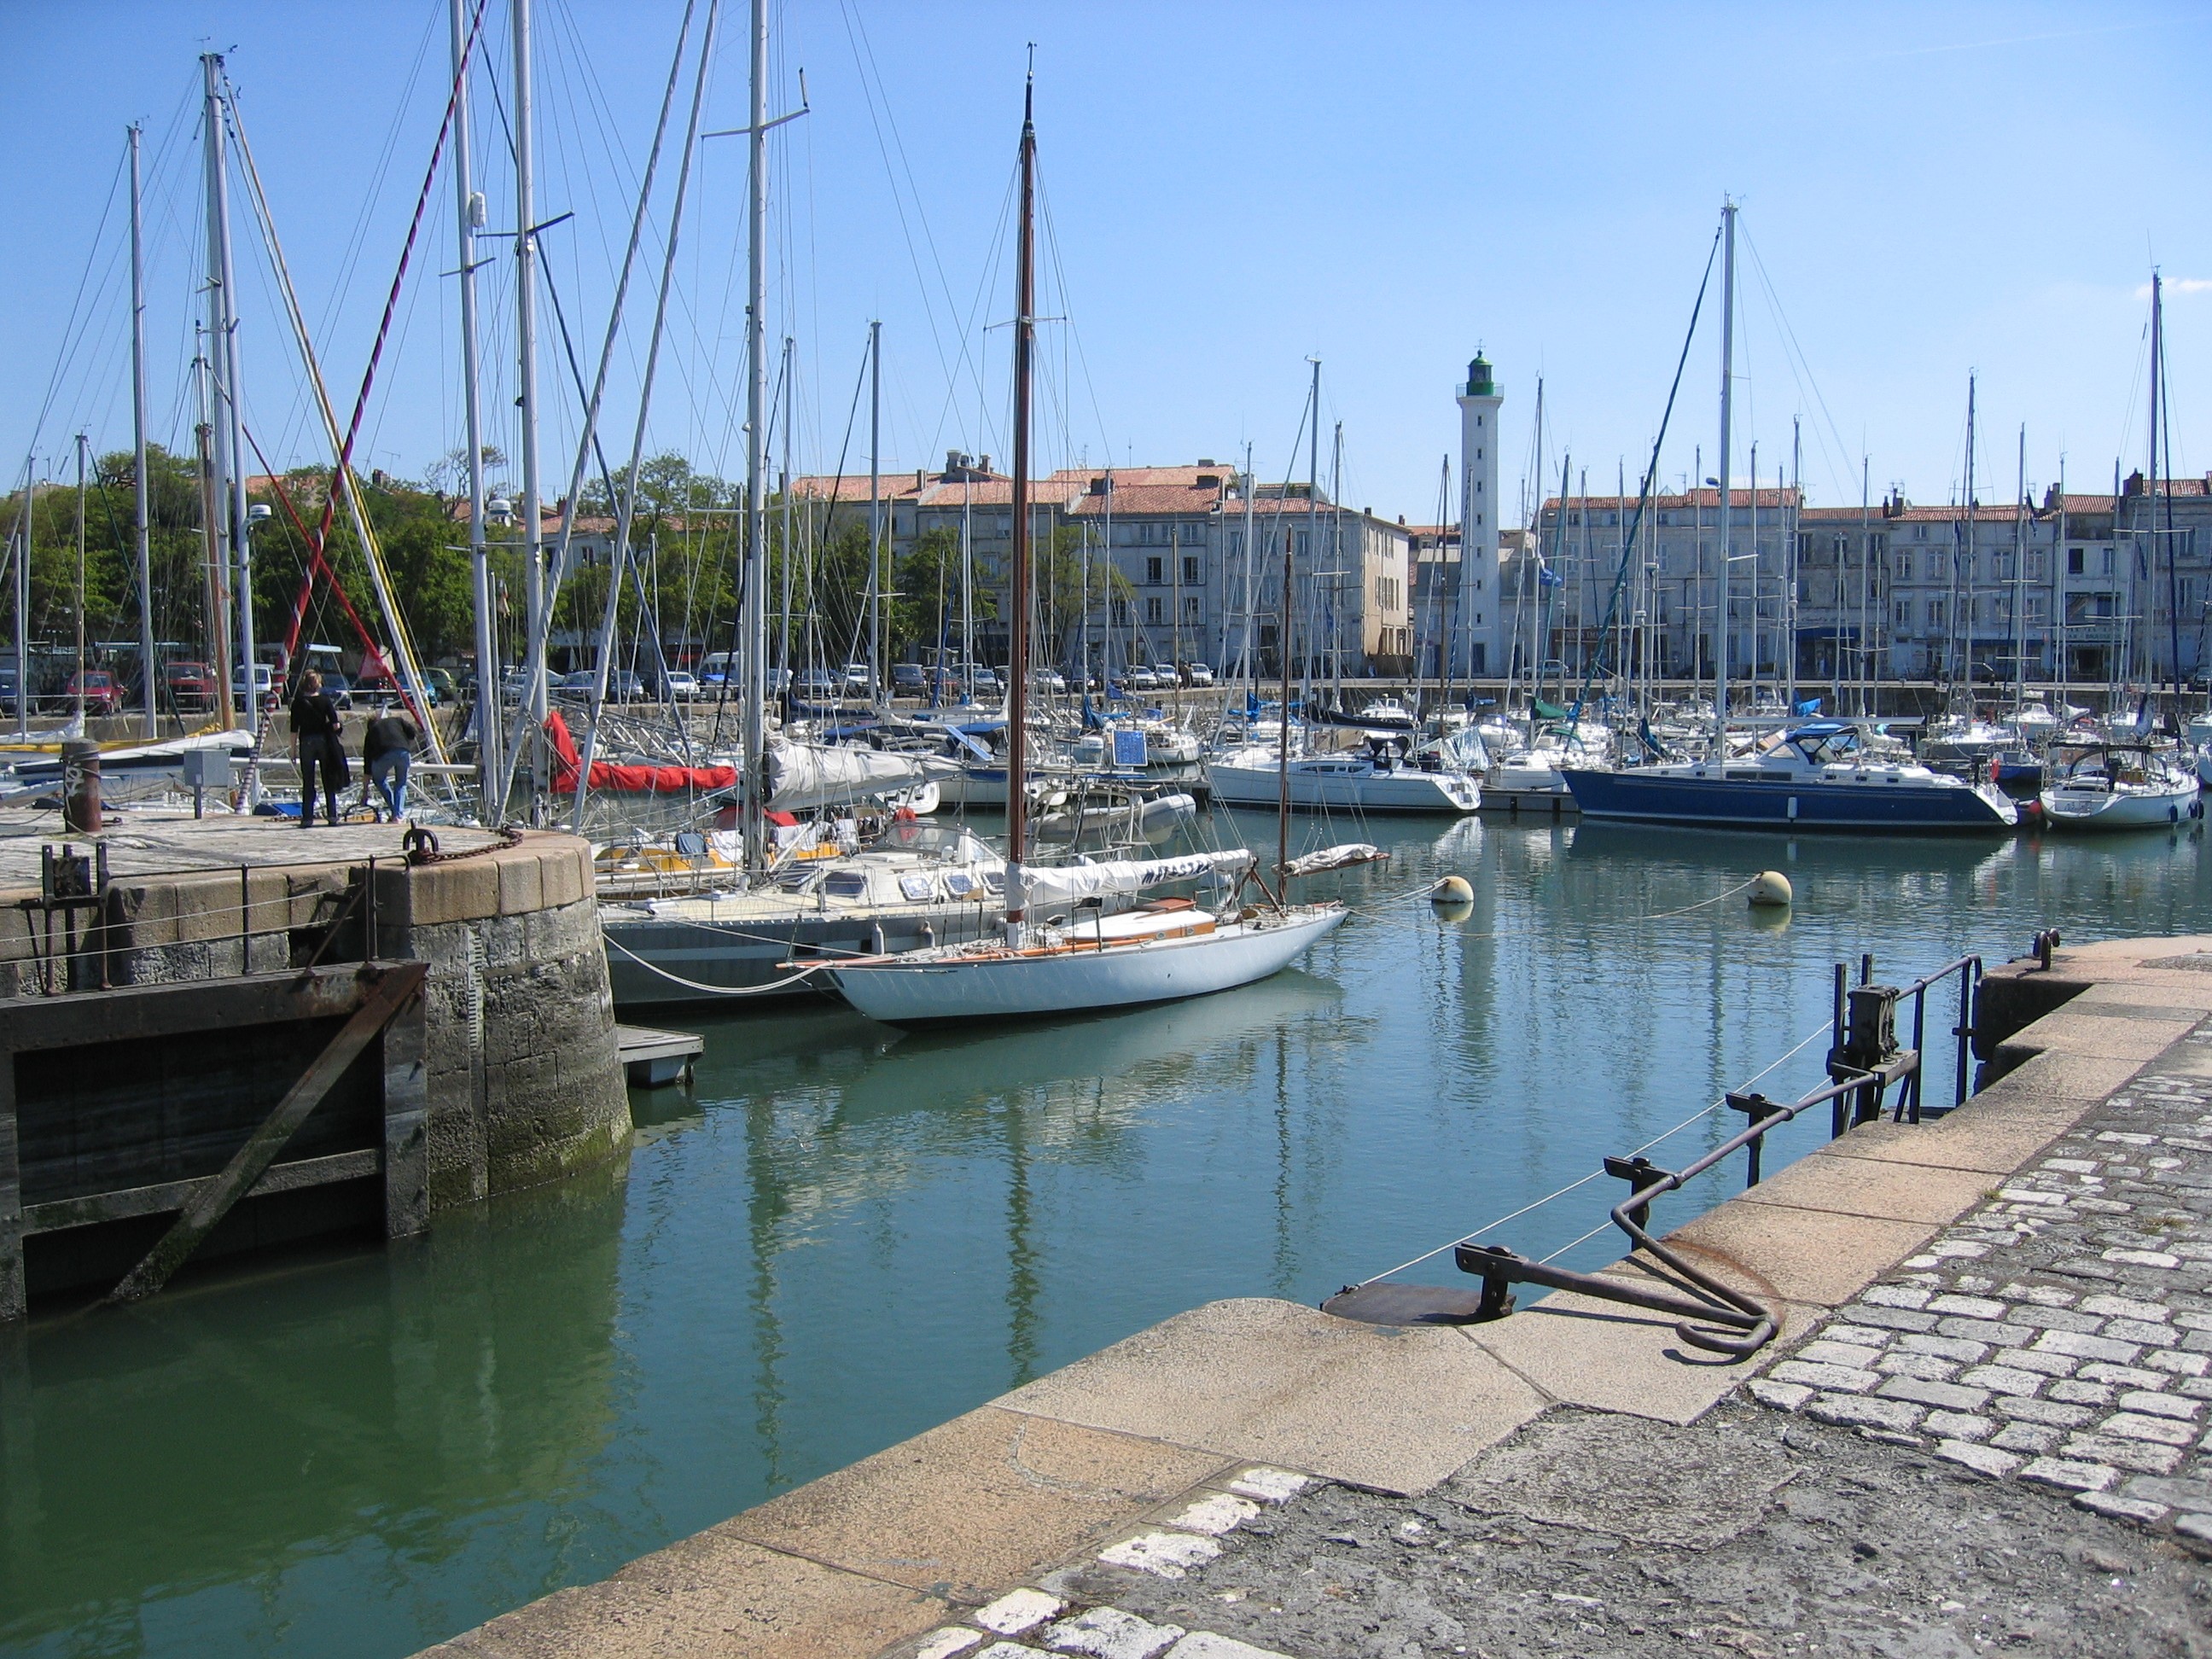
(1431, 876, 1474, 905)
(1749, 870, 1793, 908)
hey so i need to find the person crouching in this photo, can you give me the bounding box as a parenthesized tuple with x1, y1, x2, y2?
(363, 707, 418, 823)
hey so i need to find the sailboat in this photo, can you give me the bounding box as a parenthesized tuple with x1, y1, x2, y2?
(826, 74, 1345, 1026)
(593, 1, 1010, 1008)
(1562, 202, 2016, 834)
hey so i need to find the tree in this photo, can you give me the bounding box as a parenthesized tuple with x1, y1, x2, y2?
(1039, 525, 1131, 670)
(891, 526, 997, 658)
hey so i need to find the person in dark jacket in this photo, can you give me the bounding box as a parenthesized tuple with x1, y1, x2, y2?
(289, 671, 348, 826)
(362, 710, 418, 822)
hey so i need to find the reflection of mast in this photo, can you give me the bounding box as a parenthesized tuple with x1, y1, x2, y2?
(1003, 1103, 1038, 1388)
(741, 1089, 791, 1492)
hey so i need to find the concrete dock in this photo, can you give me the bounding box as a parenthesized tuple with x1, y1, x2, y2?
(422, 935, 2212, 1659)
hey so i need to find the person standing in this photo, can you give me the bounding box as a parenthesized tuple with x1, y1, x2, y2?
(362, 707, 418, 823)
(289, 670, 348, 827)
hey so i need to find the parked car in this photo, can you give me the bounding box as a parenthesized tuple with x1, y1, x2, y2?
(233, 662, 276, 711)
(163, 660, 216, 710)
(793, 668, 841, 701)
(661, 670, 701, 699)
(1029, 668, 1067, 693)
(1185, 662, 1215, 687)
(500, 667, 533, 705)
(892, 662, 926, 694)
(1126, 667, 1160, 692)
(318, 672, 356, 711)
(66, 670, 123, 716)
(1152, 664, 1182, 688)
(840, 662, 875, 696)
(0, 667, 18, 718)
(699, 651, 734, 688)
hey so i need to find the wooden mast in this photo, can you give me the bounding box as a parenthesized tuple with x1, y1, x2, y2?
(1004, 66, 1037, 925)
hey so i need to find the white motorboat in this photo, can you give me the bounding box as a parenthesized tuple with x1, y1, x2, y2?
(2039, 740, 2203, 831)
(1208, 742, 1479, 813)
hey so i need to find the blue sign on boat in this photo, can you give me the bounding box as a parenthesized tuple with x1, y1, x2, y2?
(1112, 729, 1149, 768)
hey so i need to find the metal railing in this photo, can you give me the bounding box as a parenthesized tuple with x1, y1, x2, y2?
(1452, 952, 1983, 1358)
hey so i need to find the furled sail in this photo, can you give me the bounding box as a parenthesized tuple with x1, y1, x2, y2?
(1012, 849, 1251, 912)
(764, 739, 927, 811)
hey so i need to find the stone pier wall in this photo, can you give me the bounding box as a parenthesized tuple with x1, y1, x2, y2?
(0, 830, 628, 1209)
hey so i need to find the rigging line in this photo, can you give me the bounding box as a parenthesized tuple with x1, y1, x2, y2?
(1568, 224, 1723, 720)
(223, 20, 480, 784)
(835, 0, 968, 392)
(22, 147, 130, 466)
(1738, 224, 1854, 504)
(1354, 1009, 1837, 1287)
(708, 328, 871, 734)
(300, 3, 443, 361)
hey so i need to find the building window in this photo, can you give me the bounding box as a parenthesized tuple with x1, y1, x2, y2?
(1183, 596, 1201, 623)
(1145, 596, 1165, 625)
(1145, 556, 1163, 585)
(2069, 547, 2084, 574)
(2103, 549, 2116, 575)
(1896, 552, 1912, 582)
(1183, 556, 1199, 585)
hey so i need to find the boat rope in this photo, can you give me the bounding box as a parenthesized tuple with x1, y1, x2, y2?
(1365, 871, 1761, 937)
(600, 929, 836, 996)
(1348, 1010, 1836, 1289)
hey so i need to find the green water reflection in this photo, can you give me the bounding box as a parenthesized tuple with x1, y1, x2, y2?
(3, 812, 2208, 1655)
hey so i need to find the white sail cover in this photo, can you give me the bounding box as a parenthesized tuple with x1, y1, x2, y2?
(1284, 842, 1383, 876)
(1014, 848, 1251, 912)
(765, 739, 926, 810)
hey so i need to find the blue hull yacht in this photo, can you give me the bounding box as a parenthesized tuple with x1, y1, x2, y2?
(1563, 722, 2017, 833)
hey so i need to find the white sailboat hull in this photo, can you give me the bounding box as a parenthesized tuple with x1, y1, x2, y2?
(2039, 779, 2202, 830)
(826, 905, 1347, 1024)
(1206, 753, 1480, 814)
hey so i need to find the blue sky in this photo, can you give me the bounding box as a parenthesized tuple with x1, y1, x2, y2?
(3, 1, 2207, 522)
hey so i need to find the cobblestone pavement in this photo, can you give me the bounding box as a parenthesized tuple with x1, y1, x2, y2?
(1753, 1018, 2212, 1539)
(886, 1025, 2212, 1659)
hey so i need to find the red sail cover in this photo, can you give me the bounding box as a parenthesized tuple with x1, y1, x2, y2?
(544, 709, 739, 795)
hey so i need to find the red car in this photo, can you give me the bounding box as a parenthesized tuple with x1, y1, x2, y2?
(67, 671, 123, 716)
(164, 660, 215, 710)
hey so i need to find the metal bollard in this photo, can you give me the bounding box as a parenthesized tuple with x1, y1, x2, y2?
(61, 741, 102, 833)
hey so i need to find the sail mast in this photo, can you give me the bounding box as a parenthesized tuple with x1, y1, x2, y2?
(450, 0, 499, 808)
(128, 123, 156, 738)
(1714, 200, 1735, 763)
(1963, 375, 1976, 694)
(742, 0, 769, 870)
(1278, 527, 1291, 903)
(514, 0, 546, 774)
(1004, 67, 1036, 923)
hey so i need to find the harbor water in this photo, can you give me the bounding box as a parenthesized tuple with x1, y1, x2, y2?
(7, 810, 2212, 1656)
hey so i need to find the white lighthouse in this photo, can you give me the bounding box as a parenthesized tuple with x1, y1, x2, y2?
(1455, 353, 1503, 678)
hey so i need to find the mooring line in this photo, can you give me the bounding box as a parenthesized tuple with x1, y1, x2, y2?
(1348, 1010, 1837, 1289)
